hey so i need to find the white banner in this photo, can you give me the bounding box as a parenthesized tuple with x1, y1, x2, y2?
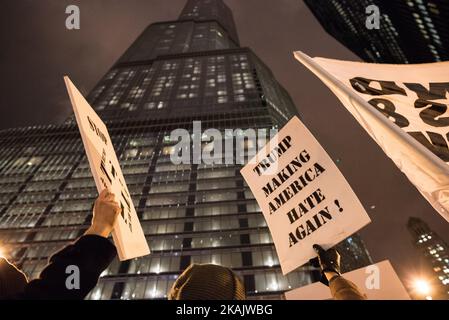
(285, 260, 410, 300)
(240, 116, 370, 274)
(64, 76, 150, 260)
(295, 51, 449, 222)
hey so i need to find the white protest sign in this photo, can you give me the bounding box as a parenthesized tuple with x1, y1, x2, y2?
(240, 116, 370, 274)
(64, 76, 150, 260)
(285, 260, 411, 300)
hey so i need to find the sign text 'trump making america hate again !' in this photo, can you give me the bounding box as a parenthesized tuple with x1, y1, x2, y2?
(241, 116, 370, 274)
(252, 134, 332, 246)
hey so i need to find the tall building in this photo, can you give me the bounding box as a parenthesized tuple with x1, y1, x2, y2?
(304, 0, 449, 63)
(0, 0, 370, 299)
(336, 234, 372, 273)
(407, 217, 449, 299)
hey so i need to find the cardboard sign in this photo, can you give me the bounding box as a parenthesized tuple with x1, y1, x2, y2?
(285, 260, 411, 300)
(64, 76, 150, 260)
(240, 116, 370, 274)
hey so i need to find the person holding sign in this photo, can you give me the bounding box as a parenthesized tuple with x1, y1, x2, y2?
(0, 189, 120, 300)
(64, 76, 150, 261)
(167, 245, 365, 300)
(310, 244, 366, 300)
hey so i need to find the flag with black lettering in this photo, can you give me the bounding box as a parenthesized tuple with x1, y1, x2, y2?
(295, 51, 449, 222)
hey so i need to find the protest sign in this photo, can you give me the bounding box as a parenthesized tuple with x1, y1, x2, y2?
(241, 116, 370, 274)
(64, 76, 150, 260)
(285, 260, 410, 300)
(295, 51, 449, 222)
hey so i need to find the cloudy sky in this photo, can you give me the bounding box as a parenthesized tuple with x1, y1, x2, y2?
(1, 0, 448, 289)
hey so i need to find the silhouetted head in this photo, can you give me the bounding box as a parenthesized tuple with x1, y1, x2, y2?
(168, 264, 246, 300)
(0, 258, 28, 299)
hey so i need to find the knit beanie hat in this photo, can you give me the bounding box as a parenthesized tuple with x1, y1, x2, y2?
(168, 264, 246, 300)
(0, 258, 28, 299)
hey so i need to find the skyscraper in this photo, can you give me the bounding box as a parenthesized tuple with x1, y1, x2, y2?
(336, 234, 372, 273)
(407, 217, 449, 299)
(0, 0, 370, 300)
(304, 0, 449, 63)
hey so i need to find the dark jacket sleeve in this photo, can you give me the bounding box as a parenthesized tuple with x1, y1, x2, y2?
(19, 235, 116, 300)
(329, 276, 367, 300)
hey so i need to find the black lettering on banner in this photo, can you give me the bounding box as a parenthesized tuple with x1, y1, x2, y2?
(109, 161, 117, 179)
(286, 188, 326, 224)
(98, 149, 134, 233)
(368, 98, 410, 128)
(262, 150, 311, 197)
(408, 131, 449, 162)
(120, 202, 125, 220)
(253, 136, 292, 176)
(87, 116, 107, 145)
(121, 190, 131, 209)
(121, 189, 133, 232)
(350, 77, 407, 96)
(100, 149, 112, 184)
(287, 200, 345, 247)
(255, 145, 346, 247)
(348, 78, 449, 163)
(415, 99, 449, 127)
(288, 206, 333, 247)
(267, 162, 325, 214)
(404, 82, 449, 100)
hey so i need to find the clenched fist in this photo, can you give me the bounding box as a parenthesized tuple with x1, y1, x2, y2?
(85, 189, 121, 238)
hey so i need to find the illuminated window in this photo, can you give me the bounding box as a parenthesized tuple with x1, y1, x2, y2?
(124, 148, 139, 158)
(142, 207, 185, 220)
(149, 183, 189, 193)
(146, 194, 187, 206)
(162, 146, 176, 155)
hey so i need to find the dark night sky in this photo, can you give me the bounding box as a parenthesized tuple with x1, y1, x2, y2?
(1, 0, 449, 289)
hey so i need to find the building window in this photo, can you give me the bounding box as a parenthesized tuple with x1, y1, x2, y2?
(149, 183, 189, 194)
(146, 194, 187, 206)
(197, 190, 237, 203)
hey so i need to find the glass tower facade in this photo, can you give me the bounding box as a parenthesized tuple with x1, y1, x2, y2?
(0, 0, 371, 299)
(407, 217, 449, 299)
(304, 0, 449, 63)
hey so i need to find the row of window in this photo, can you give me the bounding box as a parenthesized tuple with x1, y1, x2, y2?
(18, 246, 285, 287)
(140, 215, 266, 235)
(0, 169, 245, 199)
(88, 277, 175, 300)
(5, 229, 274, 261)
(1, 176, 248, 205)
(147, 230, 273, 251)
(0, 214, 266, 245)
(86, 268, 311, 300)
(0, 161, 243, 190)
(2, 187, 252, 212)
(92, 51, 257, 114)
(0, 130, 269, 190)
(0, 201, 261, 231)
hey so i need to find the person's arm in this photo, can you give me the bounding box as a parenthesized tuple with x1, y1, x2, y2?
(324, 271, 366, 300)
(20, 189, 120, 300)
(313, 244, 366, 300)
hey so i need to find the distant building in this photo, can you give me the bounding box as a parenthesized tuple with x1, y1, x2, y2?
(304, 0, 449, 63)
(337, 234, 373, 273)
(407, 217, 449, 299)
